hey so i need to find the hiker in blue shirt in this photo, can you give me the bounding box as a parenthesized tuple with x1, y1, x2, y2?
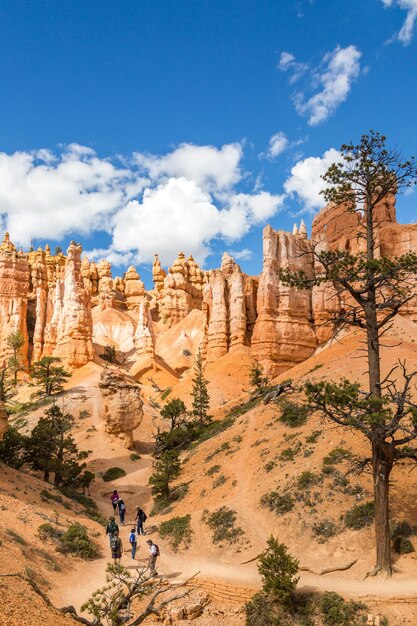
(129, 527, 138, 559)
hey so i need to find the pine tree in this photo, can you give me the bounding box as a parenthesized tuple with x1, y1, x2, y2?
(6, 330, 25, 385)
(25, 404, 89, 486)
(148, 450, 181, 501)
(280, 131, 417, 576)
(250, 360, 269, 394)
(191, 350, 211, 428)
(0, 367, 15, 404)
(30, 356, 71, 397)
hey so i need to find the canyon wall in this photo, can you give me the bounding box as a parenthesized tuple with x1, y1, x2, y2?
(1, 192, 416, 378)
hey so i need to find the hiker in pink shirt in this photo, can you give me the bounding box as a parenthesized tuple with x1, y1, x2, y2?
(110, 490, 120, 512)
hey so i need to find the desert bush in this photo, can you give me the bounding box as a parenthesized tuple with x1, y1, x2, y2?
(312, 519, 338, 542)
(394, 536, 414, 554)
(59, 487, 107, 526)
(6, 529, 26, 545)
(322, 448, 352, 466)
(320, 591, 367, 626)
(345, 501, 374, 530)
(306, 429, 322, 444)
(296, 471, 320, 490)
(130, 453, 141, 461)
(260, 491, 294, 515)
(264, 460, 276, 472)
(258, 536, 299, 606)
(204, 507, 244, 544)
(40, 489, 71, 509)
(99, 345, 117, 363)
(206, 464, 221, 477)
(57, 523, 98, 559)
(161, 387, 172, 400)
(102, 467, 127, 482)
(158, 514, 192, 551)
(278, 399, 309, 428)
(213, 474, 227, 488)
(38, 523, 63, 540)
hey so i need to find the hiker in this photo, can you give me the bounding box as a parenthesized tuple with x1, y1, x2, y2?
(146, 539, 159, 576)
(135, 506, 147, 535)
(105, 515, 119, 543)
(118, 498, 126, 525)
(129, 527, 137, 559)
(110, 530, 123, 564)
(110, 490, 120, 512)
(79, 471, 94, 496)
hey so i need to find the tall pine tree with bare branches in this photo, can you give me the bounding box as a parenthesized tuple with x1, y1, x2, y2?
(281, 131, 417, 576)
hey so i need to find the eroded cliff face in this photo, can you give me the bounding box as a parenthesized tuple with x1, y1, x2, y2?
(98, 368, 143, 448)
(251, 225, 317, 376)
(1, 192, 416, 379)
(0, 233, 29, 368)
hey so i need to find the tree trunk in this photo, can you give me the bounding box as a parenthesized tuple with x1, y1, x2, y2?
(43, 469, 50, 482)
(365, 300, 381, 400)
(372, 440, 393, 575)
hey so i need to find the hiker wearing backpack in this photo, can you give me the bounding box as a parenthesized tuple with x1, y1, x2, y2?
(110, 490, 120, 512)
(105, 515, 119, 544)
(146, 539, 159, 576)
(118, 498, 126, 525)
(135, 506, 147, 535)
(110, 530, 123, 564)
(129, 527, 137, 559)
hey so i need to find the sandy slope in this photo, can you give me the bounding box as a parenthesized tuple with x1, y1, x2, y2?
(3, 314, 417, 624)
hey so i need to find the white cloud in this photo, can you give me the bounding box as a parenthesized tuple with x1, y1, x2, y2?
(267, 132, 289, 158)
(278, 52, 309, 83)
(0, 145, 146, 247)
(279, 46, 362, 126)
(0, 142, 284, 268)
(295, 46, 362, 126)
(284, 148, 341, 212)
(134, 142, 243, 195)
(382, 0, 417, 44)
(227, 248, 253, 261)
(111, 179, 284, 266)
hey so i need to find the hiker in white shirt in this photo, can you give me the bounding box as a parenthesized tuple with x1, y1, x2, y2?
(146, 539, 159, 576)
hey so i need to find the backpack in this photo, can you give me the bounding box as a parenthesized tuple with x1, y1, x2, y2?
(119, 502, 126, 512)
(108, 520, 118, 534)
(129, 532, 136, 544)
(153, 543, 160, 557)
(140, 511, 147, 522)
(110, 536, 119, 552)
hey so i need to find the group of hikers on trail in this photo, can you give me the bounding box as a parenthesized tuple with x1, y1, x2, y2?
(106, 490, 159, 575)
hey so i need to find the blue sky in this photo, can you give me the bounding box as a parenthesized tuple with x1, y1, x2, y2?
(0, 0, 416, 286)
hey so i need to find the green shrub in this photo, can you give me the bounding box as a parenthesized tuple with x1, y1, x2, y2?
(264, 460, 276, 473)
(159, 514, 192, 552)
(38, 523, 63, 540)
(345, 501, 374, 530)
(206, 464, 221, 477)
(278, 399, 309, 428)
(130, 453, 141, 461)
(40, 489, 71, 509)
(161, 387, 172, 400)
(296, 471, 320, 490)
(59, 487, 107, 526)
(245, 592, 283, 625)
(306, 429, 322, 444)
(213, 474, 227, 488)
(204, 507, 244, 544)
(102, 467, 127, 482)
(320, 591, 367, 626)
(323, 448, 352, 466)
(391, 520, 415, 539)
(57, 523, 98, 559)
(260, 491, 294, 515)
(394, 536, 414, 554)
(312, 519, 338, 541)
(6, 529, 26, 545)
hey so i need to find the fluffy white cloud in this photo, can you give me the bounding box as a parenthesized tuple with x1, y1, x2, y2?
(0, 142, 284, 268)
(267, 132, 289, 158)
(295, 46, 362, 126)
(382, 0, 417, 44)
(111, 178, 283, 266)
(0, 145, 146, 247)
(279, 46, 362, 126)
(134, 142, 243, 194)
(284, 148, 341, 212)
